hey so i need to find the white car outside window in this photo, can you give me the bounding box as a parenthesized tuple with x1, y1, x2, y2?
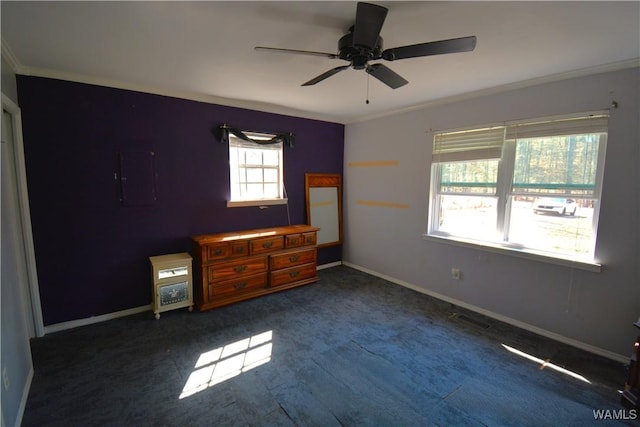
(533, 198, 577, 216)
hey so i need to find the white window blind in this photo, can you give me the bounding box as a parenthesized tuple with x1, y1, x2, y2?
(433, 127, 506, 163)
(229, 135, 283, 152)
(505, 115, 609, 140)
(433, 114, 608, 163)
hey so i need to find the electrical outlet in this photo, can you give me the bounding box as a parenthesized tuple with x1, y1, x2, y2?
(2, 367, 9, 391)
(451, 268, 461, 280)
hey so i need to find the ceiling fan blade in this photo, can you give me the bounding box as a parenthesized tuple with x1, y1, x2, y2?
(382, 36, 477, 61)
(255, 46, 339, 59)
(302, 66, 350, 86)
(352, 2, 388, 49)
(366, 64, 408, 89)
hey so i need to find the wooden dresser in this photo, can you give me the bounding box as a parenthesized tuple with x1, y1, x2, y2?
(192, 225, 319, 311)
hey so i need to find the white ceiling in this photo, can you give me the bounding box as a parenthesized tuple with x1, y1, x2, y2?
(2, 1, 639, 123)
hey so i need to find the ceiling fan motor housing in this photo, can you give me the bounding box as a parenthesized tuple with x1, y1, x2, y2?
(338, 30, 383, 69)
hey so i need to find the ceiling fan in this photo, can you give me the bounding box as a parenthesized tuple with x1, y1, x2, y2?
(255, 2, 477, 89)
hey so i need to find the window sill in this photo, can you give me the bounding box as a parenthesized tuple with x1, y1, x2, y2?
(422, 233, 602, 273)
(227, 198, 288, 208)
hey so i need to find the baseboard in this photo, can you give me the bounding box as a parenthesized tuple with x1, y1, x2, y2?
(13, 365, 33, 427)
(342, 261, 628, 363)
(41, 263, 346, 334)
(43, 305, 152, 334)
(318, 261, 343, 271)
(40, 260, 626, 362)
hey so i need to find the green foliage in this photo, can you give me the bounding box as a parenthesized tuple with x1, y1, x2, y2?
(439, 159, 498, 194)
(512, 134, 600, 195)
(439, 133, 602, 196)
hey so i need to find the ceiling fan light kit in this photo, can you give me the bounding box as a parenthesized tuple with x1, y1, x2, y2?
(255, 2, 477, 89)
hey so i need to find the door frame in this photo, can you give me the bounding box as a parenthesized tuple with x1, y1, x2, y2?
(2, 92, 44, 337)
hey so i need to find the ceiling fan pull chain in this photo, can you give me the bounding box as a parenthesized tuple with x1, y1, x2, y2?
(366, 72, 370, 105)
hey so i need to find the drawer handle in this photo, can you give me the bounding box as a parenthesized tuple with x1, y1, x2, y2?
(262, 241, 273, 249)
(234, 265, 247, 273)
(214, 248, 223, 256)
(289, 270, 300, 278)
(236, 247, 244, 253)
(289, 255, 299, 262)
(290, 238, 298, 244)
(234, 282, 247, 290)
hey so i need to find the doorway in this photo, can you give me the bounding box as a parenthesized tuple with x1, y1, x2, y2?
(2, 94, 43, 337)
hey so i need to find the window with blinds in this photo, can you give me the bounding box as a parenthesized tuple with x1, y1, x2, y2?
(429, 112, 608, 263)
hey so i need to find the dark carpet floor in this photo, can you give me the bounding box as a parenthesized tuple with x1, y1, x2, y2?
(23, 266, 637, 426)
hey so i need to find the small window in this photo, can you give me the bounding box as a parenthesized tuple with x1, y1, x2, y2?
(428, 112, 608, 264)
(227, 131, 286, 208)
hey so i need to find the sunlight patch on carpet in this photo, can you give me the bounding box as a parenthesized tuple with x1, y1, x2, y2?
(179, 330, 273, 399)
(501, 343, 591, 384)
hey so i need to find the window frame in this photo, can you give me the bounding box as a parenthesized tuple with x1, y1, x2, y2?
(226, 131, 287, 208)
(426, 112, 608, 271)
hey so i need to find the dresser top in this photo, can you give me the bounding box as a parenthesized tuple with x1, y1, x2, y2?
(192, 224, 320, 245)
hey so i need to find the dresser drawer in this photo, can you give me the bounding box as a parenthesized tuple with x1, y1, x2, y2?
(250, 236, 284, 255)
(285, 234, 304, 248)
(209, 273, 267, 298)
(270, 248, 317, 270)
(270, 262, 317, 287)
(208, 256, 267, 281)
(229, 241, 249, 257)
(284, 232, 317, 248)
(205, 241, 248, 262)
(205, 243, 231, 261)
(303, 232, 317, 246)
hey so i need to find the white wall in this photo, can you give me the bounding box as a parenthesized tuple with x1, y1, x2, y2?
(1, 55, 34, 427)
(1, 56, 18, 103)
(343, 67, 640, 358)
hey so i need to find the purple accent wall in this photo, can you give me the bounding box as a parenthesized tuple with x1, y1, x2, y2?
(17, 76, 344, 326)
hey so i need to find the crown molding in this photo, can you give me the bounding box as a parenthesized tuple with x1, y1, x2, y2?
(1, 38, 24, 74)
(15, 65, 344, 124)
(8, 53, 638, 126)
(346, 58, 640, 124)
